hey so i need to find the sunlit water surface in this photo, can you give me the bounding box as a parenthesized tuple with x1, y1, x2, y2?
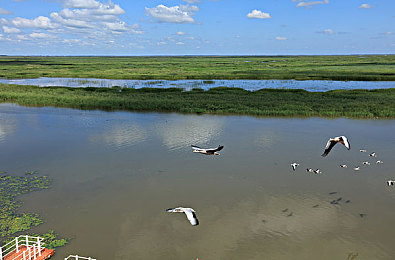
(0, 103, 394, 260)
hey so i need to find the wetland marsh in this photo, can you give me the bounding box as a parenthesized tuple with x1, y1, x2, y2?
(0, 103, 394, 259)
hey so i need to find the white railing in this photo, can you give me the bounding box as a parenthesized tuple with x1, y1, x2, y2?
(0, 235, 44, 260)
(64, 255, 96, 260)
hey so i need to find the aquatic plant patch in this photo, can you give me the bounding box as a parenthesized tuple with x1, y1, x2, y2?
(0, 171, 68, 249)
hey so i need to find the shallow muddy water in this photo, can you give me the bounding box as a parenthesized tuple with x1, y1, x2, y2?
(0, 103, 394, 260)
(0, 77, 394, 91)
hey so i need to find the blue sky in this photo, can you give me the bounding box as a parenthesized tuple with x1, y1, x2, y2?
(0, 0, 394, 55)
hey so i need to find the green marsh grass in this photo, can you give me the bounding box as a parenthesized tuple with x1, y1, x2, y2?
(1, 84, 394, 118)
(0, 55, 394, 81)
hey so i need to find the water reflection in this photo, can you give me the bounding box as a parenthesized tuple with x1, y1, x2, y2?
(155, 115, 225, 151)
(0, 104, 394, 260)
(90, 123, 147, 149)
(0, 116, 16, 142)
(1, 77, 394, 91)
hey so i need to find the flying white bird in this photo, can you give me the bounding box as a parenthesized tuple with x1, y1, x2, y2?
(387, 180, 395, 186)
(369, 152, 376, 157)
(306, 168, 313, 173)
(314, 169, 322, 174)
(359, 149, 367, 153)
(362, 161, 371, 165)
(191, 145, 224, 155)
(340, 164, 348, 168)
(291, 163, 299, 171)
(166, 207, 199, 226)
(321, 136, 351, 157)
(376, 160, 383, 164)
(354, 166, 360, 171)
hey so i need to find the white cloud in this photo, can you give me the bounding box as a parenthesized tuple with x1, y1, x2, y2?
(145, 4, 198, 23)
(385, 32, 393, 35)
(50, 12, 93, 28)
(2, 26, 21, 33)
(0, 8, 13, 15)
(29, 32, 54, 38)
(247, 10, 272, 19)
(294, 0, 329, 8)
(318, 28, 335, 34)
(11, 16, 57, 29)
(62, 0, 100, 9)
(176, 41, 184, 45)
(359, 4, 371, 9)
(275, 36, 287, 40)
(16, 34, 28, 40)
(176, 31, 185, 35)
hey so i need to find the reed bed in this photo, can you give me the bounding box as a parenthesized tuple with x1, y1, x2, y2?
(1, 84, 394, 118)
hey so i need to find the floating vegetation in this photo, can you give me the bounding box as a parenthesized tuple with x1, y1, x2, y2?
(0, 170, 68, 248)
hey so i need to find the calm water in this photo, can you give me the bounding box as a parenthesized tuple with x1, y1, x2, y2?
(0, 103, 395, 260)
(1, 77, 394, 91)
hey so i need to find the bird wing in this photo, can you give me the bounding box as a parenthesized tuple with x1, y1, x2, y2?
(322, 140, 337, 157)
(191, 145, 205, 152)
(205, 145, 224, 153)
(184, 209, 199, 226)
(341, 136, 351, 150)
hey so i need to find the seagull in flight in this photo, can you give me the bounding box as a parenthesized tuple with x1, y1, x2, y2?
(376, 160, 383, 164)
(191, 145, 224, 155)
(354, 166, 360, 171)
(359, 149, 367, 153)
(340, 164, 348, 168)
(166, 207, 199, 226)
(291, 162, 299, 171)
(387, 180, 395, 186)
(321, 136, 350, 157)
(369, 152, 376, 157)
(362, 161, 371, 165)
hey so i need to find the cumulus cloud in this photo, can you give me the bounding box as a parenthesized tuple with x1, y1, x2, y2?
(293, 0, 329, 8)
(1, 0, 142, 42)
(0, 8, 13, 15)
(2, 26, 21, 33)
(246, 10, 272, 19)
(10, 16, 57, 29)
(176, 31, 185, 35)
(62, 0, 100, 9)
(359, 3, 371, 9)
(275, 36, 287, 40)
(145, 4, 198, 23)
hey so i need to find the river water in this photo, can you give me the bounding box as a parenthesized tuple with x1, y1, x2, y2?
(0, 77, 394, 91)
(0, 103, 394, 259)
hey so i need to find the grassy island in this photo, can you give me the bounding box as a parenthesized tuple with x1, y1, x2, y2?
(0, 84, 394, 118)
(0, 55, 394, 81)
